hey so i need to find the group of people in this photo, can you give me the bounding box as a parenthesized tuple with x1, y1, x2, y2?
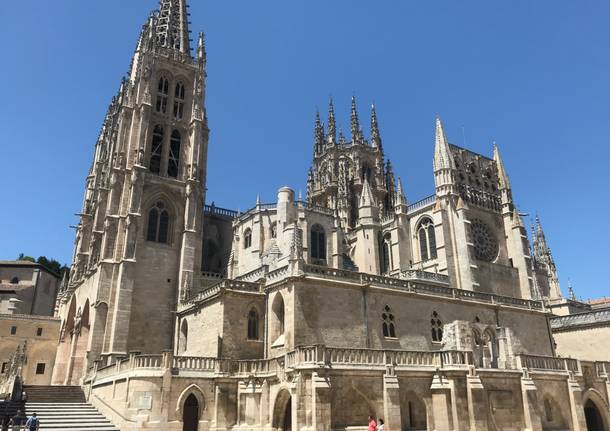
(368, 415, 385, 431)
(1, 411, 39, 431)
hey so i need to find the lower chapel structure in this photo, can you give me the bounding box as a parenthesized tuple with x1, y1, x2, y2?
(3, 1, 610, 430)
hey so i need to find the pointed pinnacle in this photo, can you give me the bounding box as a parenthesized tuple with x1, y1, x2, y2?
(350, 96, 360, 140)
(434, 116, 455, 170)
(327, 96, 336, 144)
(493, 142, 511, 190)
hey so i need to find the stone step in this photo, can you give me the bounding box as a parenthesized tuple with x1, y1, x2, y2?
(23, 400, 118, 431)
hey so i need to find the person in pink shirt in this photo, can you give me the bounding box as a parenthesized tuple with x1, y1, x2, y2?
(368, 415, 377, 431)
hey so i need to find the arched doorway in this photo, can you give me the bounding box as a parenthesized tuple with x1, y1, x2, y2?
(584, 399, 605, 431)
(183, 393, 199, 431)
(272, 389, 292, 431)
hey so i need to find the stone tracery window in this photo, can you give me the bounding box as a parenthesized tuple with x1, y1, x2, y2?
(470, 219, 498, 262)
(247, 308, 259, 340)
(168, 130, 181, 178)
(417, 218, 437, 261)
(149, 125, 164, 174)
(173, 82, 185, 120)
(156, 77, 169, 113)
(380, 232, 392, 274)
(243, 229, 252, 249)
(431, 311, 443, 342)
(146, 201, 170, 244)
(382, 305, 396, 338)
(310, 224, 326, 264)
(270, 222, 277, 239)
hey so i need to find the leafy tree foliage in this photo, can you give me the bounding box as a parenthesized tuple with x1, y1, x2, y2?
(17, 253, 69, 276)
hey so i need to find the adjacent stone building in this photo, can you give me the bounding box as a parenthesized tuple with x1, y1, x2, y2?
(48, 1, 610, 430)
(0, 260, 61, 316)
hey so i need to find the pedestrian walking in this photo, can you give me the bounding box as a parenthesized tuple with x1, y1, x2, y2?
(2, 414, 11, 431)
(368, 415, 377, 431)
(377, 418, 385, 431)
(8, 410, 24, 431)
(24, 413, 39, 431)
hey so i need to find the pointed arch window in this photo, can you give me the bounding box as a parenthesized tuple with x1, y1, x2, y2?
(147, 201, 170, 244)
(382, 305, 396, 338)
(243, 229, 252, 249)
(173, 82, 185, 120)
(156, 77, 169, 113)
(150, 125, 164, 174)
(431, 311, 443, 342)
(168, 130, 181, 178)
(380, 232, 392, 274)
(270, 222, 277, 239)
(247, 308, 259, 340)
(310, 224, 326, 264)
(417, 218, 437, 261)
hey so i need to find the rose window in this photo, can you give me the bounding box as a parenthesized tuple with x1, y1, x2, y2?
(471, 219, 498, 262)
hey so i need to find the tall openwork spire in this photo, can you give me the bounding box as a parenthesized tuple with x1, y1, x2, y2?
(314, 110, 324, 156)
(350, 96, 361, 142)
(327, 97, 336, 145)
(155, 0, 191, 55)
(370, 104, 382, 150)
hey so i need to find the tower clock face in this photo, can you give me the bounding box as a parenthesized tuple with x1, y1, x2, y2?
(471, 219, 498, 262)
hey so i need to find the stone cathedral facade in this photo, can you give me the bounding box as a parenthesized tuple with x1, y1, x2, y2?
(52, 1, 610, 430)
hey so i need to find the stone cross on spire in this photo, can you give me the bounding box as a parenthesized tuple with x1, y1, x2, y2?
(155, 0, 191, 54)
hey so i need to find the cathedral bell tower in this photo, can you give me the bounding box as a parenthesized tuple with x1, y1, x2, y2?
(55, 0, 208, 382)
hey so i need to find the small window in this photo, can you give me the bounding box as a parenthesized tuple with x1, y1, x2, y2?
(417, 218, 437, 261)
(36, 328, 43, 337)
(35, 363, 46, 375)
(310, 224, 326, 264)
(271, 222, 277, 239)
(146, 202, 170, 244)
(149, 125, 164, 174)
(431, 311, 443, 342)
(167, 130, 181, 178)
(156, 77, 169, 113)
(244, 229, 252, 249)
(173, 82, 185, 120)
(382, 305, 396, 338)
(10, 277, 19, 284)
(0, 363, 7, 374)
(10, 326, 16, 335)
(247, 308, 259, 340)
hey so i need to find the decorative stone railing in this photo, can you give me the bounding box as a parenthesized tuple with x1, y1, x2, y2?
(284, 345, 473, 369)
(517, 354, 580, 373)
(407, 195, 436, 213)
(186, 279, 262, 305)
(303, 264, 542, 312)
(204, 204, 238, 219)
(550, 309, 610, 331)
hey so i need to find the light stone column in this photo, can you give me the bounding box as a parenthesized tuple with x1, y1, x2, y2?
(567, 377, 586, 431)
(430, 373, 453, 431)
(382, 370, 401, 431)
(312, 372, 331, 431)
(466, 372, 487, 431)
(519, 374, 542, 431)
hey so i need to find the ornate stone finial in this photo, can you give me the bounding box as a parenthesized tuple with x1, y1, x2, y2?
(338, 128, 346, 146)
(433, 116, 455, 171)
(567, 279, 577, 301)
(371, 103, 381, 149)
(493, 142, 511, 191)
(197, 32, 206, 61)
(256, 194, 261, 207)
(395, 177, 407, 207)
(314, 110, 324, 155)
(327, 97, 336, 145)
(350, 96, 360, 142)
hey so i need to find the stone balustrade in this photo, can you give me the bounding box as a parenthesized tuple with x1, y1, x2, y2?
(517, 354, 580, 373)
(407, 195, 436, 213)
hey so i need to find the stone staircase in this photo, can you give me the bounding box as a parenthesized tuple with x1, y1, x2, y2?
(23, 386, 119, 430)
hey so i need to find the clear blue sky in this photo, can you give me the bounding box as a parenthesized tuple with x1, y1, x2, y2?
(1, 1, 608, 299)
